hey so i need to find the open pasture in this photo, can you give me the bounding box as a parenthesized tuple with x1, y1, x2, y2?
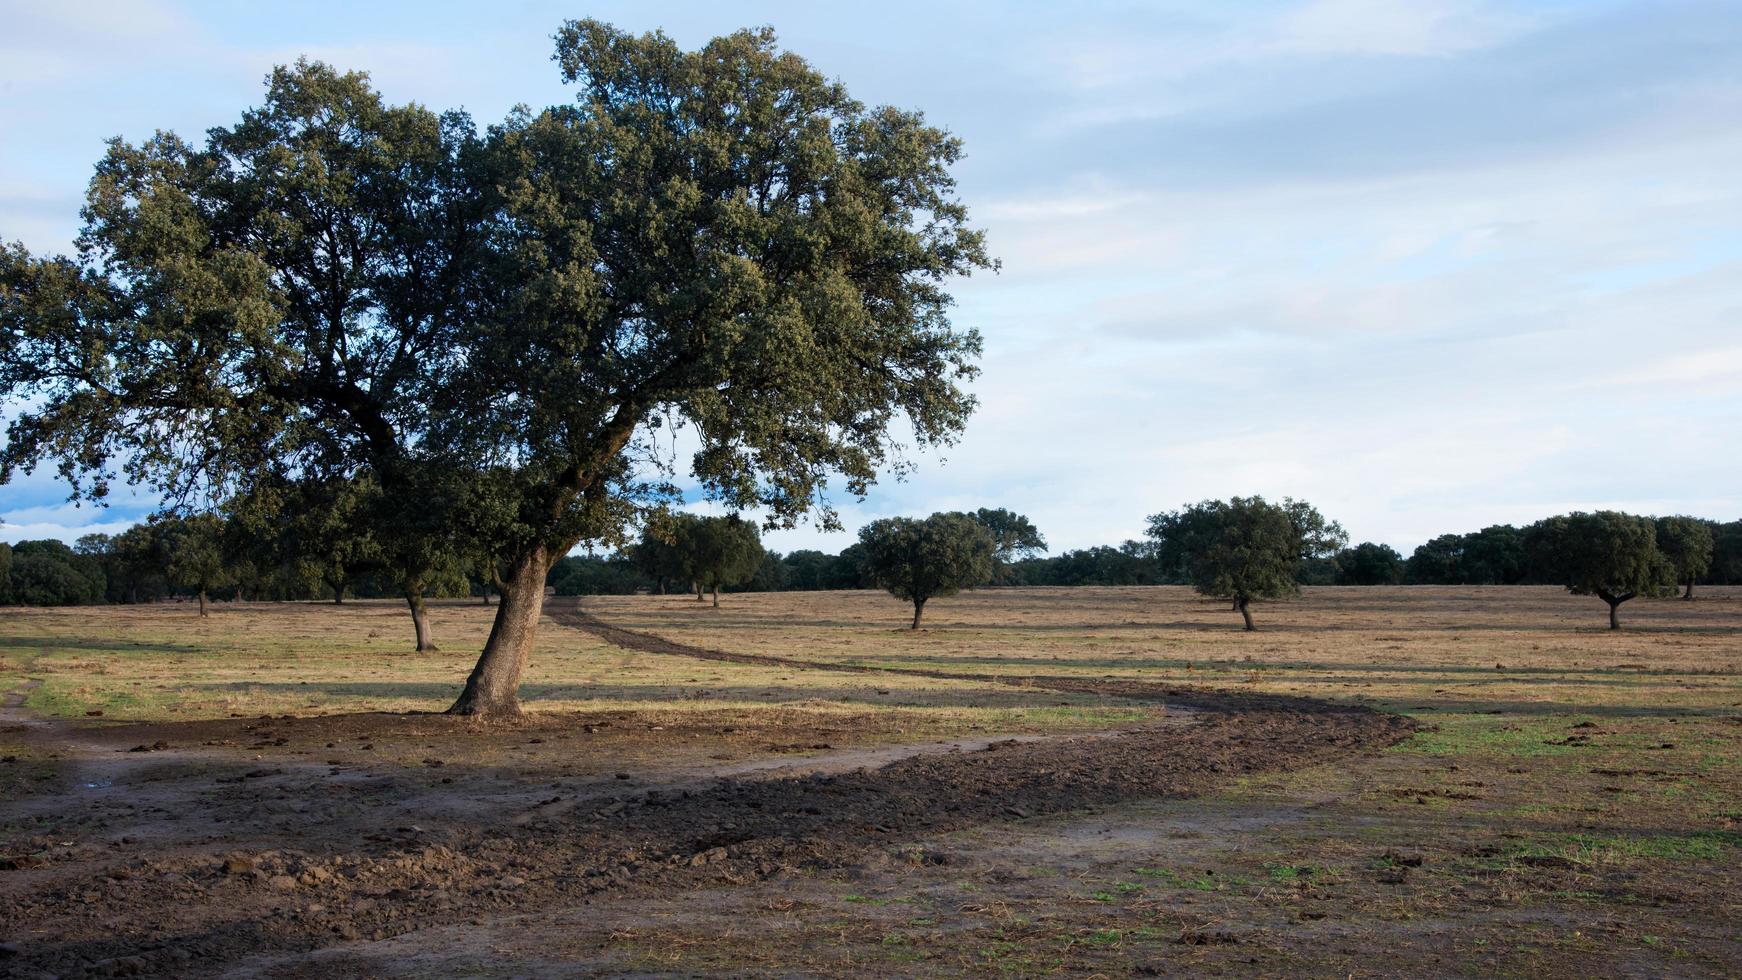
(0, 586, 1738, 976)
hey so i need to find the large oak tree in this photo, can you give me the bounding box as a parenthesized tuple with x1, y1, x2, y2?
(0, 22, 990, 716)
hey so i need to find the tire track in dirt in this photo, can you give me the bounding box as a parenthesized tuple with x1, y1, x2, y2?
(2, 606, 1416, 978)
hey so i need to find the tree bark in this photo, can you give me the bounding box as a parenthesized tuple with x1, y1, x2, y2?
(448, 545, 552, 717)
(1236, 595, 1255, 631)
(1684, 578, 1695, 601)
(197, 588, 208, 618)
(407, 591, 437, 652)
(911, 597, 926, 630)
(331, 582, 345, 604)
(694, 581, 704, 602)
(711, 584, 719, 608)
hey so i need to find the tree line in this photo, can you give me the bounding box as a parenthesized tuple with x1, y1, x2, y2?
(12, 498, 1731, 638)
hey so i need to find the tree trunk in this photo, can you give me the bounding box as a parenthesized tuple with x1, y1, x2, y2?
(407, 592, 437, 652)
(1597, 589, 1633, 630)
(197, 588, 208, 618)
(1236, 595, 1255, 631)
(694, 581, 704, 602)
(448, 546, 553, 717)
(711, 584, 719, 608)
(332, 582, 345, 604)
(1684, 578, 1695, 601)
(911, 597, 926, 630)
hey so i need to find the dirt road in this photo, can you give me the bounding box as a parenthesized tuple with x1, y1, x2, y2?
(0, 601, 1412, 977)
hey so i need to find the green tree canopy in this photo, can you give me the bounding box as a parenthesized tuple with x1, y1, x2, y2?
(164, 512, 235, 617)
(1525, 511, 1675, 629)
(1709, 520, 1742, 585)
(1654, 515, 1713, 600)
(679, 515, 765, 607)
(970, 507, 1047, 583)
(859, 512, 994, 628)
(780, 549, 832, 590)
(7, 539, 106, 606)
(1, 21, 990, 716)
(1336, 542, 1403, 585)
(1146, 496, 1344, 630)
(632, 519, 692, 595)
(1460, 524, 1527, 584)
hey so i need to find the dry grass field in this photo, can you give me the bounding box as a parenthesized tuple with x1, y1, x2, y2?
(1, 586, 1738, 976)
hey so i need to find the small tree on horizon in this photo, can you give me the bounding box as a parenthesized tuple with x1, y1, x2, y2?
(970, 507, 1047, 584)
(165, 513, 235, 617)
(1525, 511, 1675, 629)
(860, 512, 994, 629)
(1654, 516, 1713, 601)
(682, 515, 765, 607)
(1336, 541, 1404, 585)
(1146, 496, 1345, 630)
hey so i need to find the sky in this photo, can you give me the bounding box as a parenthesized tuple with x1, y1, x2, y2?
(3, 0, 1740, 556)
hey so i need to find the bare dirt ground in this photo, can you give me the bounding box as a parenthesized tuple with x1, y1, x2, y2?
(0, 587, 1738, 977)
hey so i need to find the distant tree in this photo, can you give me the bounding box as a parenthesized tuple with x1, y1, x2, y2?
(1525, 511, 1675, 629)
(549, 553, 651, 595)
(748, 550, 788, 592)
(108, 523, 172, 603)
(781, 550, 833, 590)
(1404, 534, 1464, 585)
(632, 520, 693, 595)
(1295, 555, 1342, 586)
(1404, 525, 1525, 585)
(1016, 540, 1162, 586)
(1708, 520, 1742, 585)
(682, 515, 765, 607)
(1147, 496, 1343, 630)
(824, 544, 874, 590)
(164, 514, 235, 617)
(0, 541, 10, 603)
(1336, 542, 1403, 585)
(1284, 499, 1349, 564)
(1654, 516, 1713, 600)
(74, 533, 123, 603)
(1460, 525, 1527, 584)
(241, 479, 384, 606)
(9, 543, 102, 605)
(859, 512, 994, 628)
(369, 469, 476, 651)
(7, 539, 105, 606)
(970, 508, 1047, 584)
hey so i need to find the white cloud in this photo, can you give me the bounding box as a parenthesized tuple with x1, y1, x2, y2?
(1275, 0, 1532, 58)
